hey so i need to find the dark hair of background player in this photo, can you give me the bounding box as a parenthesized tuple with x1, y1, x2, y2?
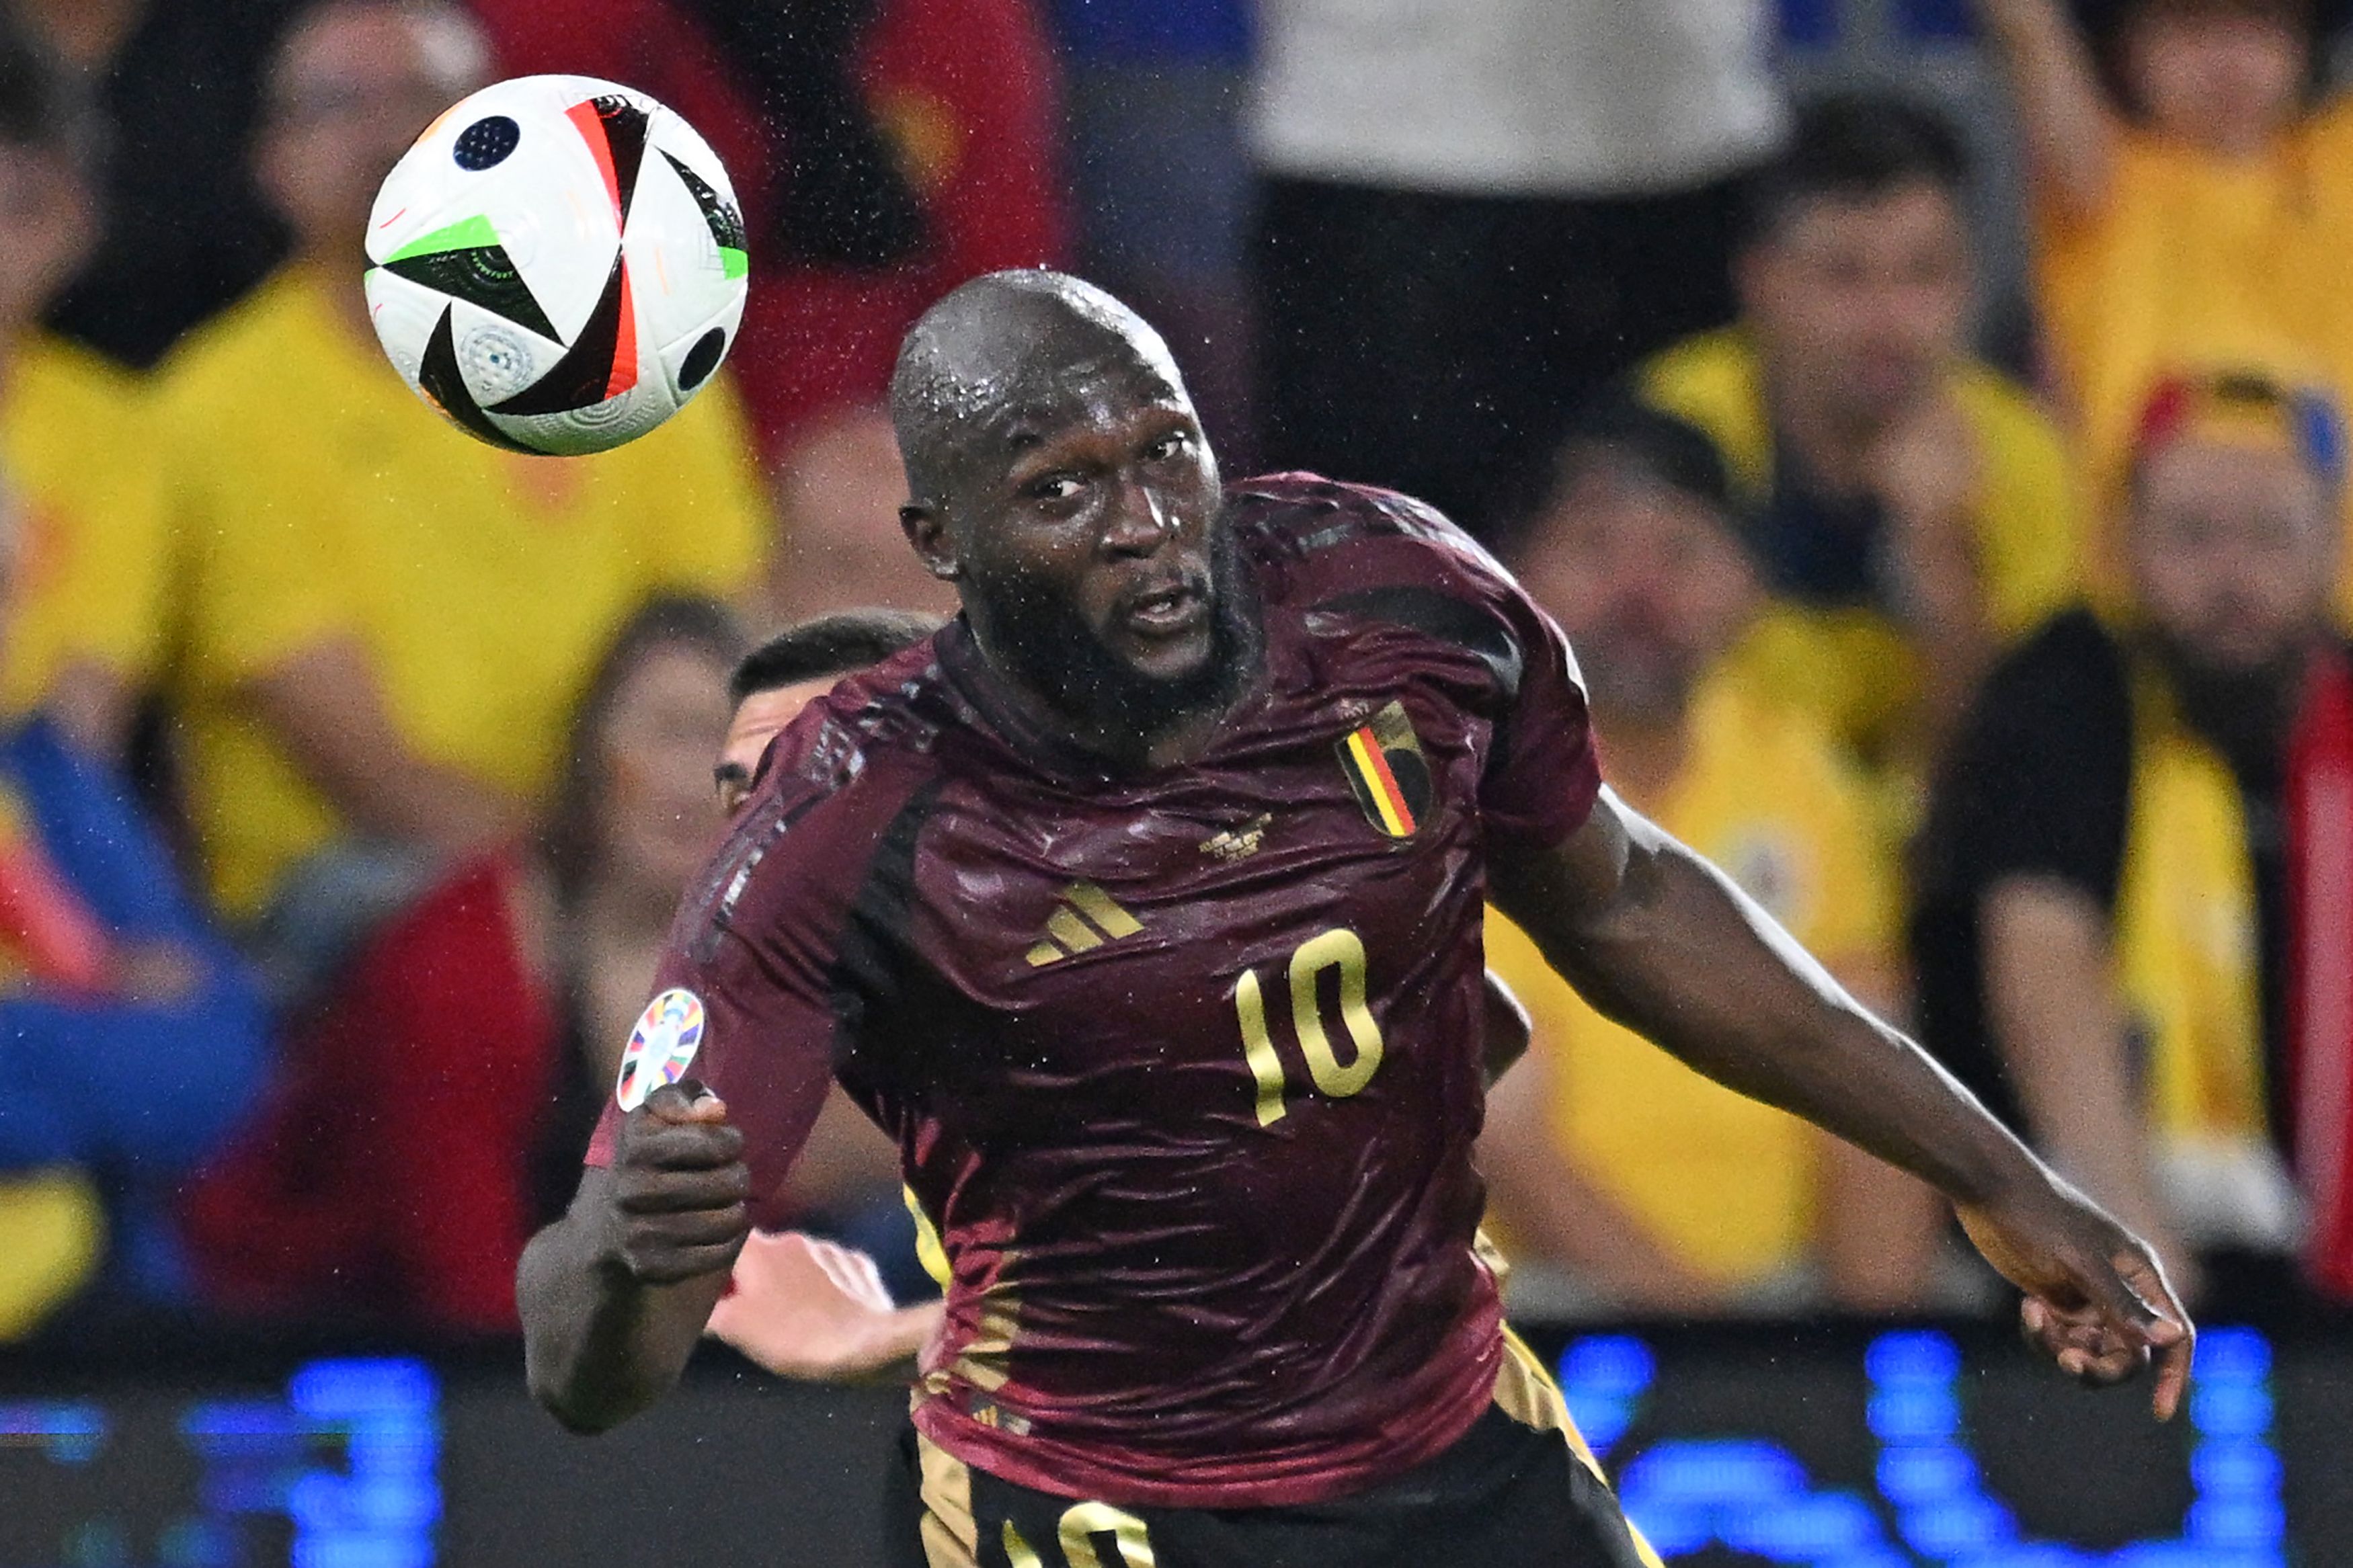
(544, 593, 745, 903)
(1740, 91, 1972, 246)
(728, 608, 946, 707)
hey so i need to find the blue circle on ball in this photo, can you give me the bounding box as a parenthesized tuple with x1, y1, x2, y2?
(453, 116, 520, 171)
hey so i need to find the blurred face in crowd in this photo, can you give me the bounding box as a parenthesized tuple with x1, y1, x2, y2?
(0, 136, 89, 333)
(2120, 3, 2306, 153)
(768, 409, 960, 627)
(2128, 436, 2337, 676)
(714, 679, 831, 817)
(589, 640, 739, 899)
(257, 0, 486, 261)
(1739, 179, 1972, 431)
(1514, 450, 1762, 727)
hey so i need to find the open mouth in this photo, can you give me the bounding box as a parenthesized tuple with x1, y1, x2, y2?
(1120, 578, 1209, 638)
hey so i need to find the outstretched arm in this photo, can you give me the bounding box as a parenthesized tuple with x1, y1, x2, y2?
(1974, 0, 2116, 216)
(1488, 790, 2191, 1416)
(518, 1083, 749, 1433)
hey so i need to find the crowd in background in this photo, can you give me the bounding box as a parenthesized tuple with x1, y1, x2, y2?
(0, 0, 2349, 1348)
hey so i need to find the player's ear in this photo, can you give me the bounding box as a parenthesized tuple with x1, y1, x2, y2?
(901, 504, 961, 582)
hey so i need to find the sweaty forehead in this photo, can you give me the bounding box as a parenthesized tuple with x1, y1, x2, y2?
(900, 287, 1183, 436)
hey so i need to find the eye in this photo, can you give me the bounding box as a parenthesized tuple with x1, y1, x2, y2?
(1027, 473, 1086, 503)
(1144, 430, 1190, 462)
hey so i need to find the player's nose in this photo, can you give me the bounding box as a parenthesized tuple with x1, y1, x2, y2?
(1099, 472, 1174, 557)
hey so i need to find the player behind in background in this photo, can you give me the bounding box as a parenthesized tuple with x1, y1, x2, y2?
(521, 272, 2189, 1567)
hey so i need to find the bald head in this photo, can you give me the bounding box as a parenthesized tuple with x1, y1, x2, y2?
(889, 270, 1192, 509)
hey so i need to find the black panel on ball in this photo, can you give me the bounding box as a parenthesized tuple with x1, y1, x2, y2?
(452, 116, 521, 171)
(417, 308, 544, 454)
(678, 329, 725, 392)
(490, 252, 627, 415)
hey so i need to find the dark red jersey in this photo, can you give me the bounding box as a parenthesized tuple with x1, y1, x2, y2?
(588, 475, 1601, 1507)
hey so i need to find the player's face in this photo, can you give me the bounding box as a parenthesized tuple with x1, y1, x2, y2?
(258, 3, 485, 256)
(1741, 181, 1971, 425)
(2128, 437, 2336, 674)
(714, 679, 831, 817)
(932, 362, 1230, 720)
(2122, 6, 2304, 153)
(1517, 458, 1761, 724)
(592, 643, 738, 894)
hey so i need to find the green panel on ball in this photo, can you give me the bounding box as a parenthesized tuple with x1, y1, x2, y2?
(720, 247, 748, 280)
(385, 213, 502, 263)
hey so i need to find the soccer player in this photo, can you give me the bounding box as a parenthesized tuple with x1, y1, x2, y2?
(520, 271, 2191, 1565)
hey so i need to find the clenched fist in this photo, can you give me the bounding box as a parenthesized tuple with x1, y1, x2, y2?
(598, 1081, 754, 1284)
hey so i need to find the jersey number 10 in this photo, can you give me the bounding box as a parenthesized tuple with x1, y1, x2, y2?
(1232, 927, 1386, 1126)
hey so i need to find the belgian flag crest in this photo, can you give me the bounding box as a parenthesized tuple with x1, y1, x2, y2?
(1337, 700, 1435, 839)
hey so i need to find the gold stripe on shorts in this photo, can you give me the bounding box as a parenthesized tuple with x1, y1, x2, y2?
(1492, 1325, 1669, 1568)
(916, 1428, 982, 1568)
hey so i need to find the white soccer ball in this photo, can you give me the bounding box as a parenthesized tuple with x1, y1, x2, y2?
(363, 74, 749, 456)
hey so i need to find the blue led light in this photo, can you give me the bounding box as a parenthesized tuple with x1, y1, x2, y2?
(168, 1357, 444, 1567)
(0, 1400, 106, 1464)
(1558, 1327, 2287, 1565)
(1558, 1334, 1653, 1460)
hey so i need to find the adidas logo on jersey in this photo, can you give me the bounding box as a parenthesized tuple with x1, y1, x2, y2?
(1025, 882, 1144, 967)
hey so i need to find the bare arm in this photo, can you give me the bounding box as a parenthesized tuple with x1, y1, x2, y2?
(243, 638, 520, 851)
(1813, 959, 1948, 1312)
(1983, 875, 2194, 1290)
(518, 1085, 749, 1433)
(1974, 0, 2116, 216)
(1490, 790, 2190, 1413)
(1480, 969, 1533, 1085)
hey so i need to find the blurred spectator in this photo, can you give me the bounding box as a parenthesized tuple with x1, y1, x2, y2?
(1913, 369, 2353, 1310)
(1479, 403, 1943, 1317)
(151, 0, 768, 954)
(181, 603, 942, 1333)
(7, 0, 298, 369)
(1048, 0, 1254, 459)
(1640, 92, 2083, 794)
(1252, 0, 1784, 540)
(182, 597, 744, 1332)
(764, 405, 957, 627)
(1976, 0, 2353, 600)
(0, 38, 172, 757)
(0, 472, 268, 1328)
(467, 0, 1067, 466)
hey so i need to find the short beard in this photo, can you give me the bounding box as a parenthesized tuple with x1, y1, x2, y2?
(2141, 624, 2309, 780)
(986, 524, 1248, 747)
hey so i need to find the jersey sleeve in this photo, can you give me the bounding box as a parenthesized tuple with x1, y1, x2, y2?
(1275, 479, 1603, 849)
(1474, 565, 1603, 848)
(584, 720, 923, 1222)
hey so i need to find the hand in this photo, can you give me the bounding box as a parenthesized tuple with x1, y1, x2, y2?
(1956, 1178, 2194, 1420)
(599, 1081, 753, 1285)
(1868, 395, 1985, 634)
(706, 1230, 943, 1382)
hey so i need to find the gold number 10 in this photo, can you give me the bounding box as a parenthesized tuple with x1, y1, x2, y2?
(1232, 927, 1386, 1126)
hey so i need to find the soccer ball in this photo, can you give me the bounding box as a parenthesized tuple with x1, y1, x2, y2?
(362, 75, 749, 457)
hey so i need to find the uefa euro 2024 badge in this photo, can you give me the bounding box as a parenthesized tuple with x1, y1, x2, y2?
(615, 987, 707, 1111)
